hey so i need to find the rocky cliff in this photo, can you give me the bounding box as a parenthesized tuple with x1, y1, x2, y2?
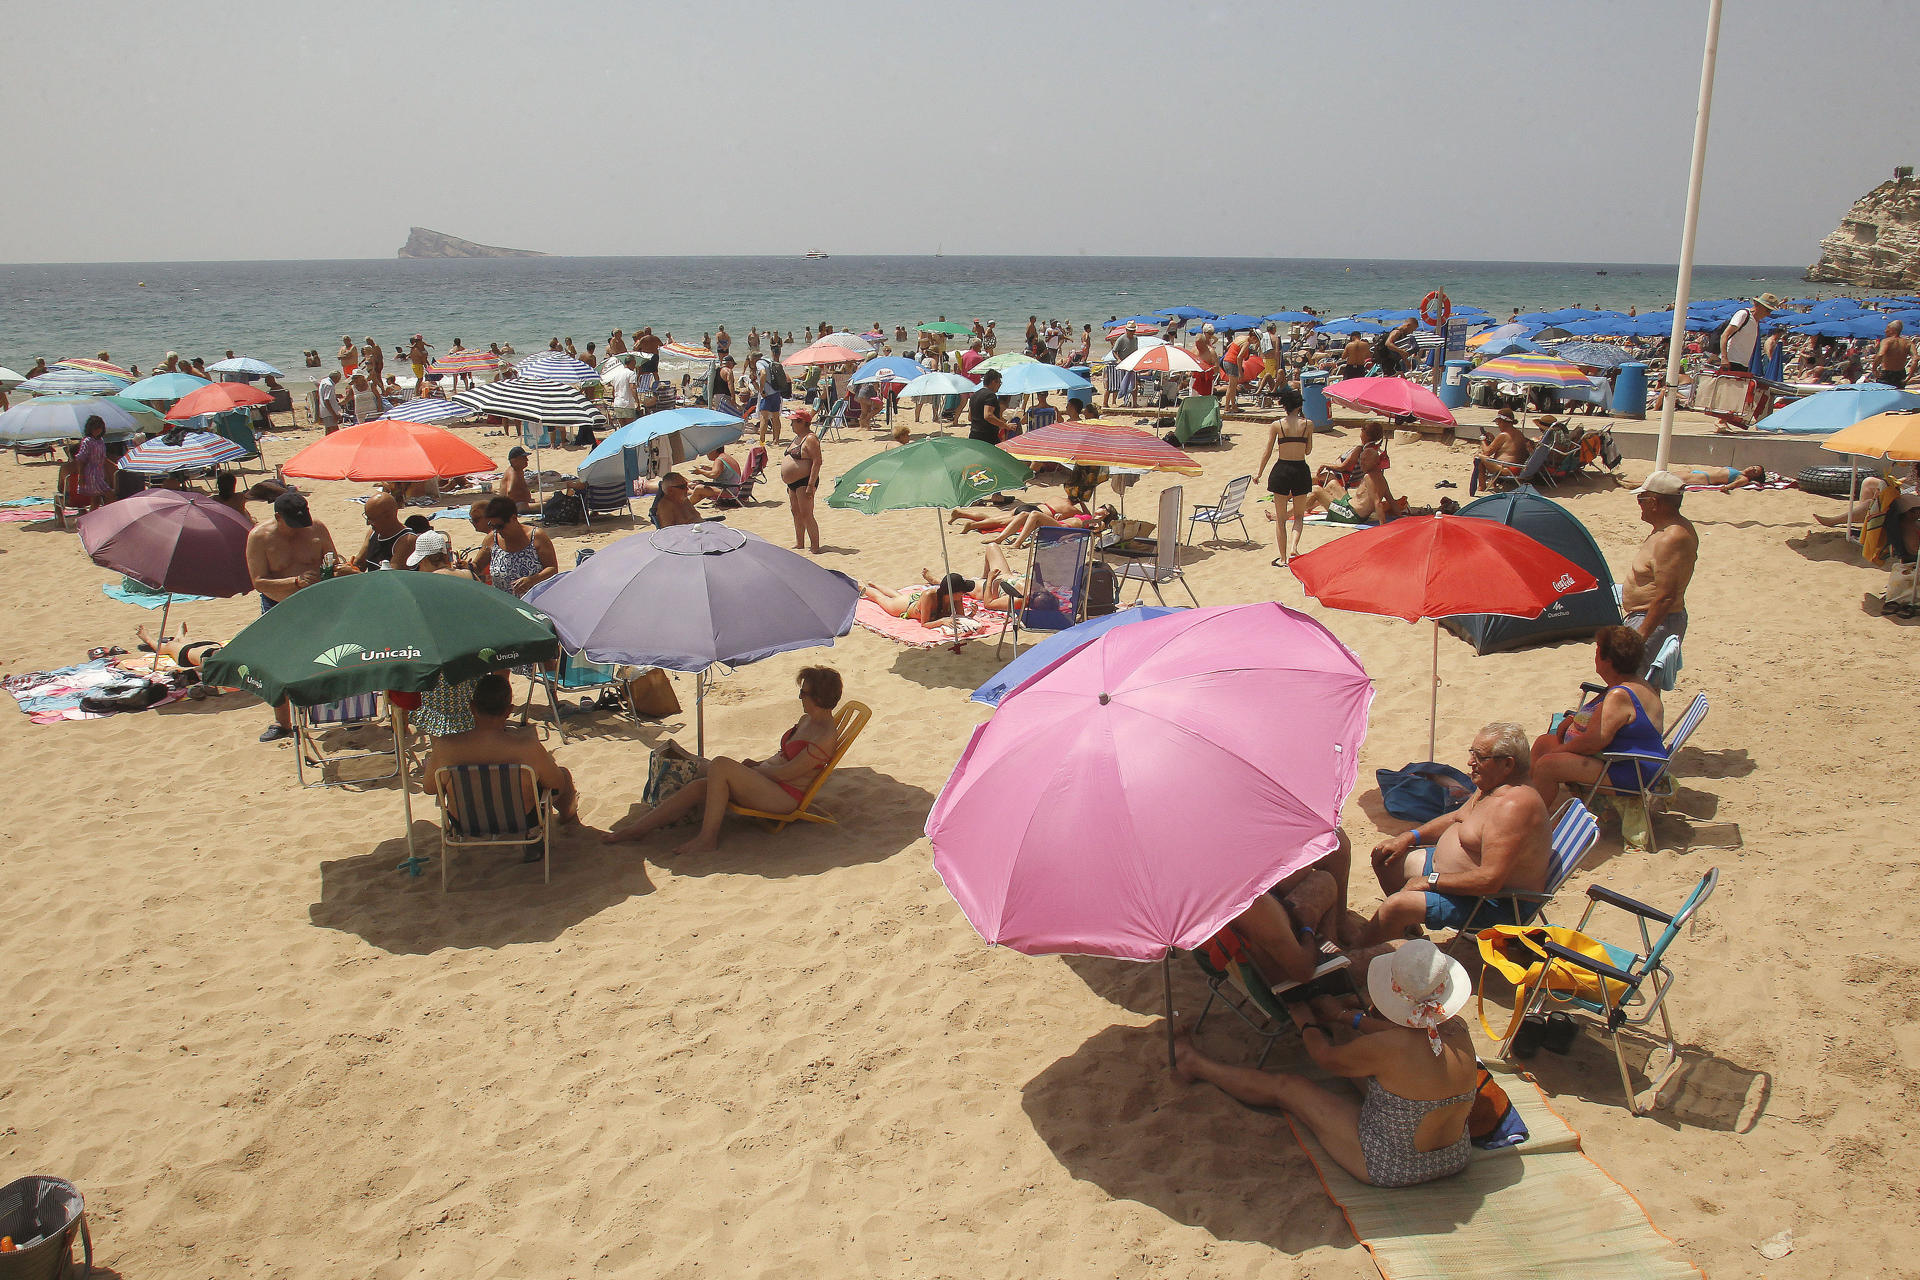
(1806, 168, 1920, 287)
(397, 227, 546, 259)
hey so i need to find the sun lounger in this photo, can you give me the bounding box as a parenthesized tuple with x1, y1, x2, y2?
(728, 701, 871, 831)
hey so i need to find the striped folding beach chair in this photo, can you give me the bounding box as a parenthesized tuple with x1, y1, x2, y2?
(295, 692, 398, 788)
(433, 763, 552, 891)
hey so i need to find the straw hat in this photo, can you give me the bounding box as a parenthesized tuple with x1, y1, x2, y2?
(1367, 939, 1469, 1043)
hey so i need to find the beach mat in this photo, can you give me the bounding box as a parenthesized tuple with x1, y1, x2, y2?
(1286, 1066, 1700, 1280)
(0, 508, 56, 523)
(855, 597, 1010, 648)
(103, 581, 212, 609)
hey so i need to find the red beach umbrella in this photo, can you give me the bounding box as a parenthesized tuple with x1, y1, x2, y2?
(1324, 376, 1456, 426)
(164, 381, 273, 420)
(281, 419, 497, 482)
(1290, 514, 1595, 758)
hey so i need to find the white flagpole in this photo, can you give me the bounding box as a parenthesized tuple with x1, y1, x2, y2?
(1656, 0, 1725, 473)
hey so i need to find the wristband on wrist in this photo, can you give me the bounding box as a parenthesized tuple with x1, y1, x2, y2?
(1408, 827, 1423, 846)
(1350, 1010, 1365, 1031)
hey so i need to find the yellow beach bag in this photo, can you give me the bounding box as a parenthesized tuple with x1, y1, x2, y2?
(1476, 924, 1631, 1042)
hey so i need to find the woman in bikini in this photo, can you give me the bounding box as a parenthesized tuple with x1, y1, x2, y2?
(781, 413, 823, 553)
(135, 620, 224, 669)
(603, 666, 843, 856)
(861, 573, 972, 626)
(1175, 939, 1478, 1188)
(1255, 374, 1313, 565)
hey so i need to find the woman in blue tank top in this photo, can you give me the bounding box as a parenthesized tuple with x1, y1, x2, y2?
(1528, 625, 1668, 806)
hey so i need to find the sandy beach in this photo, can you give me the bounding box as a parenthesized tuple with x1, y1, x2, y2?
(3, 397, 1917, 1279)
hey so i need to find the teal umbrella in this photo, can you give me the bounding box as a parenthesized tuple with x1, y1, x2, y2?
(828, 437, 1029, 647)
(121, 372, 211, 405)
(201, 572, 561, 868)
(919, 321, 975, 337)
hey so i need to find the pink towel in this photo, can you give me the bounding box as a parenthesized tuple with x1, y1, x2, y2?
(855, 597, 1010, 649)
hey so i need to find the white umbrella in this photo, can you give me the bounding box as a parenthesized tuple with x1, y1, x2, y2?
(1117, 345, 1204, 374)
(898, 371, 978, 398)
(0, 367, 25, 389)
(812, 332, 875, 355)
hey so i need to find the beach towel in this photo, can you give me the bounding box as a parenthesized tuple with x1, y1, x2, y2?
(3, 659, 150, 723)
(1682, 479, 1794, 491)
(1286, 1065, 1701, 1280)
(0, 508, 56, 523)
(103, 578, 212, 609)
(0, 496, 53, 508)
(855, 597, 1010, 648)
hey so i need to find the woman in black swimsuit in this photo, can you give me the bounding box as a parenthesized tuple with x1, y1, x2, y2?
(780, 413, 823, 554)
(1255, 376, 1313, 566)
(135, 620, 222, 669)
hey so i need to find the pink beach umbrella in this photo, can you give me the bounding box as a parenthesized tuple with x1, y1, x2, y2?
(926, 604, 1373, 1067)
(1324, 375, 1456, 426)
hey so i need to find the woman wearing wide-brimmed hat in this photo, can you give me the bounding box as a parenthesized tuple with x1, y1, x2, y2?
(1175, 940, 1479, 1187)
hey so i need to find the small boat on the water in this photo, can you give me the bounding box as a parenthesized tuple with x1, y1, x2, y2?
(804, 249, 829, 259)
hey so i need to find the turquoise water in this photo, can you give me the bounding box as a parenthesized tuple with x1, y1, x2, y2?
(0, 255, 1825, 377)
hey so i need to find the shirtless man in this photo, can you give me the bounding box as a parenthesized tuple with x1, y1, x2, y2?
(424, 674, 580, 838)
(361, 337, 384, 388)
(1362, 723, 1551, 944)
(1471, 410, 1530, 493)
(246, 493, 341, 742)
(650, 472, 702, 528)
(337, 335, 358, 378)
(1340, 335, 1372, 380)
(496, 447, 536, 513)
(407, 335, 431, 386)
(1619, 471, 1698, 660)
(1873, 318, 1912, 389)
(1217, 832, 1355, 986)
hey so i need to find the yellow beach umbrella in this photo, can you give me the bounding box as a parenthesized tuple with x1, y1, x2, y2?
(1821, 412, 1920, 461)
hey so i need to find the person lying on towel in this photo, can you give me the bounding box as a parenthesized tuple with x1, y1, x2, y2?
(861, 573, 973, 626)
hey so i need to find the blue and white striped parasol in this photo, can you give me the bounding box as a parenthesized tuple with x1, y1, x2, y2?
(382, 397, 479, 424)
(120, 430, 249, 473)
(516, 353, 601, 384)
(18, 368, 132, 397)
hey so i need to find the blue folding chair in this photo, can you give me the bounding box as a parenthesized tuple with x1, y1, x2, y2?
(995, 525, 1092, 658)
(1507, 868, 1720, 1113)
(1439, 799, 1600, 954)
(1583, 693, 1708, 851)
(295, 692, 397, 788)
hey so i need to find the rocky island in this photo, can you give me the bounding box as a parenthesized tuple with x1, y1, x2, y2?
(397, 227, 546, 259)
(1806, 166, 1920, 288)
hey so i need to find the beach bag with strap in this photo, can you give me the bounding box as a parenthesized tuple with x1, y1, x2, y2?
(541, 490, 584, 526)
(1475, 924, 1631, 1043)
(642, 740, 703, 814)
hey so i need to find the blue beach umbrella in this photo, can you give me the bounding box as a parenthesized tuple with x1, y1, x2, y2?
(1115, 315, 1167, 327)
(1207, 314, 1266, 332)
(1758, 384, 1920, 435)
(1317, 318, 1389, 335)
(121, 372, 212, 403)
(969, 606, 1185, 708)
(515, 352, 601, 383)
(1154, 306, 1217, 320)
(1264, 311, 1320, 323)
(851, 356, 926, 385)
(993, 364, 1094, 397)
(1360, 309, 1422, 323)
(1477, 337, 1546, 357)
(1551, 342, 1635, 369)
(576, 407, 747, 485)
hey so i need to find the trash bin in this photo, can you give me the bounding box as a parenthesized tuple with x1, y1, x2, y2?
(1612, 362, 1647, 419)
(1438, 359, 1471, 409)
(1301, 369, 1331, 425)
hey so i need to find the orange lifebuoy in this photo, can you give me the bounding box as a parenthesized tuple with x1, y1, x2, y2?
(1420, 290, 1452, 328)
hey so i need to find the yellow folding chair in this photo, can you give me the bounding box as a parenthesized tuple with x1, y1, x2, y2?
(728, 701, 871, 831)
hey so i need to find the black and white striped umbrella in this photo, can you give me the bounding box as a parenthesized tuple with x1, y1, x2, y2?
(453, 378, 606, 431)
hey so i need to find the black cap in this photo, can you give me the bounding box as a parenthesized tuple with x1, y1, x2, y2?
(508, 446, 529, 460)
(273, 492, 312, 527)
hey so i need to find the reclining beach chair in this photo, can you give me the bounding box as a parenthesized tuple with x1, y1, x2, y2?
(433, 762, 553, 892)
(995, 525, 1092, 658)
(581, 478, 634, 527)
(1116, 485, 1199, 606)
(1170, 394, 1222, 446)
(1439, 798, 1599, 955)
(1582, 693, 1708, 852)
(533, 649, 630, 744)
(1186, 474, 1254, 547)
(712, 446, 767, 508)
(1192, 936, 1355, 1067)
(727, 700, 872, 831)
(295, 691, 399, 788)
(1504, 868, 1719, 1113)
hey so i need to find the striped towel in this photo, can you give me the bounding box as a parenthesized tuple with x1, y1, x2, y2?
(855, 597, 1009, 648)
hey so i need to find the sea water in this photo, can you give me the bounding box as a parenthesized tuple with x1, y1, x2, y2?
(0, 255, 1821, 376)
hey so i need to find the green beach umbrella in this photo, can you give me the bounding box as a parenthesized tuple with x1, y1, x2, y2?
(918, 321, 974, 337)
(975, 352, 1037, 372)
(202, 571, 561, 869)
(828, 437, 1029, 647)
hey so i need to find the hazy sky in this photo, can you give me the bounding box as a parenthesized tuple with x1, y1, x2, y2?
(6, 0, 1915, 265)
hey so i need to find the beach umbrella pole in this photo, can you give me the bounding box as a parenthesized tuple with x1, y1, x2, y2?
(153, 593, 173, 674)
(695, 669, 708, 756)
(1428, 620, 1441, 763)
(392, 704, 422, 875)
(935, 510, 963, 648)
(1162, 951, 1177, 1073)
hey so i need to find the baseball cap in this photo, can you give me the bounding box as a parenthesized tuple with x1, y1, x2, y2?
(508, 446, 528, 460)
(1633, 470, 1685, 497)
(273, 492, 313, 527)
(406, 530, 452, 565)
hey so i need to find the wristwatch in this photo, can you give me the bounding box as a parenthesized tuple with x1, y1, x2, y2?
(1426, 869, 1441, 889)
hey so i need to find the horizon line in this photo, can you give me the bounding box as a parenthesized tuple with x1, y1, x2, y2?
(0, 253, 1811, 271)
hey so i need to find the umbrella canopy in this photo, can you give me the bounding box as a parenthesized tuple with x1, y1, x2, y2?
(1476, 337, 1547, 358)
(282, 420, 496, 482)
(1822, 412, 1920, 461)
(515, 353, 600, 383)
(0, 368, 24, 389)
(120, 430, 249, 474)
(1116, 345, 1203, 374)
(1467, 353, 1595, 389)
(200, 571, 560, 707)
(918, 321, 974, 336)
(55, 358, 136, 380)
(165, 381, 271, 421)
(1549, 342, 1635, 369)
(1467, 322, 1540, 350)
(1762, 385, 1920, 436)
(524, 524, 858, 670)
(928, 603, 1373, 962)
(1207, 313, 1266, 332)
(660, 341, 717, 362)
(76, 489, 253, 597)
(1316, 318, 1388, 336)
(206, 357, 282, 377)
(974, 352, 1037, 372)
(1000, 421, 1201, 475)
(1264, 310, 1320, 324)
(1106, 321, 1163, 335)
(783, 342, 866, 368)
(0, 396, 146, 443)
(380, 396, 479, 424)
(991, 364, 1094, 397)
(454, 378, 606, 431)
(828, 436, 1029, 513)
(851, 356, 926, 385)
(577, 408, 747, 481)
(811, 331, 875, 354)
(898, 371, 978, 399)
(1154, 306, 1217, 320)
(120, 372, 211, 403)
(1324, 376, 1456, 425)
(1291, 515, 1595, 758)
(19, 368, 131, 397)
(970, 605, 1184, 707)
(429, 350, 501, 375)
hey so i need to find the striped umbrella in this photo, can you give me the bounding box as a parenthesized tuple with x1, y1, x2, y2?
(1467, 354, 1595, 389)
(382, 396, 479, 424)
(516, 352, 601, 384)
(19, 368, 132, 397)
(1000, 421, 1201, 475)
(56, 358, 137, 380)
(120, 430, 249, 474)
(661, 341, 716, 362)
(454, 378, 605, 431)
(1116, 345, 1204, 374)
(428, 349, 501, 375)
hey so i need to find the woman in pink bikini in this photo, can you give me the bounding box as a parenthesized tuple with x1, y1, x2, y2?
(603, 667, 843, 856)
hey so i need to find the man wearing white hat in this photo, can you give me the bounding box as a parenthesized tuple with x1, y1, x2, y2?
(1174, 939, 1479, 1187)
(1621, 470, 1698, 661)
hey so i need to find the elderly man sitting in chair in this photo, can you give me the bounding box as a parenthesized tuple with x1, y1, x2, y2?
(1362, 722, 1551, 944)
(424, 674, 581, 848)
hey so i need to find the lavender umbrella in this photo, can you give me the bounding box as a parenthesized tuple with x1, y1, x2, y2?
(77, 490, 254, 668)
(525, 523, 858, 752)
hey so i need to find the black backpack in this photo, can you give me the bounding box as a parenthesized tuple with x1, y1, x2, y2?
(541, 491, 585, 525)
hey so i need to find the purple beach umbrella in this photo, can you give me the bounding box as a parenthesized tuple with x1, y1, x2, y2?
(77, 490, 255, 669)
